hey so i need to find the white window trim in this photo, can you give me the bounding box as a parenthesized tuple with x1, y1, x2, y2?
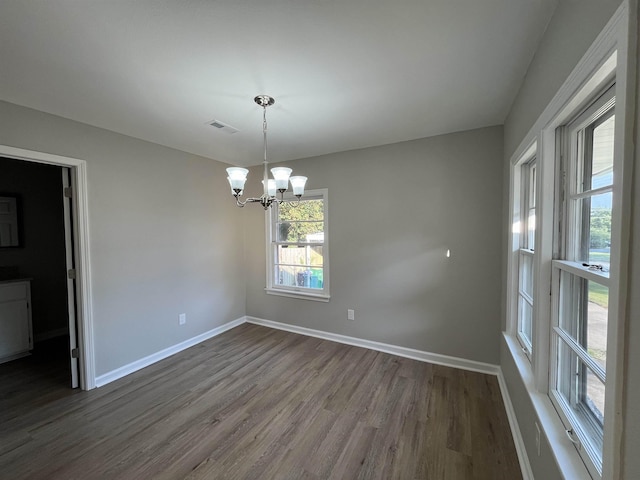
(508, 141, 533, 338)
(504, 2, 633, 479)
(509, 144, 538, 360)
(265, 188, 330, 302)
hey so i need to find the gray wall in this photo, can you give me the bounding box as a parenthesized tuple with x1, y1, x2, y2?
(245, 126, 504, 365)
(0, 157, 69, 340)
(503, 0, 622, 159)
(0, 100, 246, 376)
(500, 1, 629, 479)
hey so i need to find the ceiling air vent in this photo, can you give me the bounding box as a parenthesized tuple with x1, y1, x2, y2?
(207, 119, 239, 134)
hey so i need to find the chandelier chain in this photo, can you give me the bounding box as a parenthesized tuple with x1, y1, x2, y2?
(262, 104, 269, 198)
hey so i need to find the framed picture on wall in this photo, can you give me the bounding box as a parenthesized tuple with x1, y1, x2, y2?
(0, 195, 21, 247)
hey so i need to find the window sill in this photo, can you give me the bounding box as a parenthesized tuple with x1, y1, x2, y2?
(503, 333, 593, 479)
(553, 260, 610, 286)
(265, 288, 330, 302)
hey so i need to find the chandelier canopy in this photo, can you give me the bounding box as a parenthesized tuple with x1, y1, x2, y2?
(226, 95, 307, 209)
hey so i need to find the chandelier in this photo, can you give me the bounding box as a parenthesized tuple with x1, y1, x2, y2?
(226, 95, 307, 209)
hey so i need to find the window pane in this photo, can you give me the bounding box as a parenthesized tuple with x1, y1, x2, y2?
(589, 114, 615, 191)
(519, 253, 533, 297)
(589, 193, 612, 267)
(527, 208, 536, 250)
(523, 161, 536, 250)
(518, 296, 532, 346)
(586, 368, 606, 423)
(587, 281, 609, 371)
(558, 271, 608, 371)
(278, 199, 323, 222)
(555, 337, 605, 453)
(275, 265, 324, 289)
(529, 164, 537, 208)
(572, 193, 612, 265)
(276, 245, 323, 267)
(277, 221, 324, 243)
(555, 336, 574, 404)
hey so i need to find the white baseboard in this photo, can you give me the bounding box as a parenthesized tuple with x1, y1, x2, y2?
(246, 316, 500, 376)
(35, 327, 69, 342)
(497, 369, 534, 480)
(94, 316, 245, 387)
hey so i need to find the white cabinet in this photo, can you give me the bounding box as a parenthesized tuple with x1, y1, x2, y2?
(0, 280, 33, 364)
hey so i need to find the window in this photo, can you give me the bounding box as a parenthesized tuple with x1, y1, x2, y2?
(267, 189, 329, 301)
(504, 8, 631, 478)
(549, 85, 615, 476)
(517, 158, 537, 355)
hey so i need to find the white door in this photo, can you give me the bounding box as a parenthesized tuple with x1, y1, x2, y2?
(62, 168, 79, 388)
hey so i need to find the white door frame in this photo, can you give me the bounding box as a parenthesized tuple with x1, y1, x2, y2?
(0, 144, 95, 390)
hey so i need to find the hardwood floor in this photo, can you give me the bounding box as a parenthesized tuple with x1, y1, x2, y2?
(0, 324, 522, 479)
(0, 335, 72, 409)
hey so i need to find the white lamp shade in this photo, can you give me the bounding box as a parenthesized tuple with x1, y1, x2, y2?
(262, 179, 277, 197)
(226, 167, 248, 190)
(227, 177, 242, 195)
(270, 167, 292, 190)
(290, 176, 307, 196)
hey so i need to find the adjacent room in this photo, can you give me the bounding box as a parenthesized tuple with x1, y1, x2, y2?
(1, 1, 639, 479)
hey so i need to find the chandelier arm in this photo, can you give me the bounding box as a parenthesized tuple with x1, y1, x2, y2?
(267, 196, 301, 208)
(286, 196, 302, 208)
(237, 196, 270, 207)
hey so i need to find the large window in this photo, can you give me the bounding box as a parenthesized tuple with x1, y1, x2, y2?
(550, 85, 615, 477)
(517, 158, 537, 355)
(505, 7, 631, 478)
(267, 189, 329, 301)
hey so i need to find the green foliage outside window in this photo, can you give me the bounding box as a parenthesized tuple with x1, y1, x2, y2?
(590, 208, 611, 249)
(278, 199, 324, 243)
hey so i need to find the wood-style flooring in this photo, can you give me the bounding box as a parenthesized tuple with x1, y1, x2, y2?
(0, 323, 522, 479)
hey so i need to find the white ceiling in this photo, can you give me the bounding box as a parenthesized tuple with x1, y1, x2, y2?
(0, 0, 557, 167)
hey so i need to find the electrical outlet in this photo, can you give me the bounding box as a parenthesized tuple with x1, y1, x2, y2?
(535, 422, 541, 456)
(179, 313, 186, 325)
(347, 309, 355, 321)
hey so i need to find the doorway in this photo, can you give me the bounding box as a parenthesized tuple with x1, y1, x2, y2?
(0, 157, 78, 388)
(0, 145, 94, 390)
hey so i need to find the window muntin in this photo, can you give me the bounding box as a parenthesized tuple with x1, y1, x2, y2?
(268, 190, 329, 299)
(550, 85, 615, 476)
